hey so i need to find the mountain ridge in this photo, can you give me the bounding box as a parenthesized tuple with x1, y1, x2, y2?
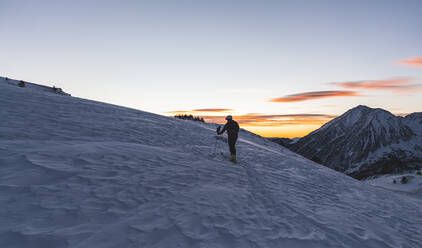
(286, 105, 421, 179)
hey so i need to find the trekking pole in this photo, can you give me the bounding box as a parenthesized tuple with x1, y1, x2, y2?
(213, 126, 220, 155)
(213, 135, 218, 155)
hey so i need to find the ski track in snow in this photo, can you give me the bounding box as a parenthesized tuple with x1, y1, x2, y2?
(0, 79, 421, 248)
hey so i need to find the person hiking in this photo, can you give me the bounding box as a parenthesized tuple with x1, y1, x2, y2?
(217, 115, 239, 162)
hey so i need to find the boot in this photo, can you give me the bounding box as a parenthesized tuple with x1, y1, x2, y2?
(230, 154, 237, 163)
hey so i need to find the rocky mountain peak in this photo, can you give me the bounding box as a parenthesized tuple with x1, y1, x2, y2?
(288, 106, 421, 179)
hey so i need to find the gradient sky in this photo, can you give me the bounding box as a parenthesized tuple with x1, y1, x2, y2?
(2, 0, 422, 138)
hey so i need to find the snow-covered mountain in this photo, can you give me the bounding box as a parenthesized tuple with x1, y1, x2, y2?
(1, 78, 421, 248)
(288, 105, 422, 179)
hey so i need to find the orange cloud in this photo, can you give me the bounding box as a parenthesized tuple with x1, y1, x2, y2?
(166, 108, 233, 114)
(397, 57, 422, 67)
(331, 78, 422, 93)
(192, 108, 233, 112)
(166, 110, 193, 114)
(268, 91, 359, 103)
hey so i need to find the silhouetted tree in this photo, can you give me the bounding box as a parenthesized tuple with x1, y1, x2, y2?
(174, 114, 205, 122)
(18, 80, 25, 87)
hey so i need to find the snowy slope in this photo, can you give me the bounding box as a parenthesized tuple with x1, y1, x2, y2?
(364, 172, 422, 199)
(0, 79, 421, 248)
(289, 105, 422, 179)
(1, 76, 70, 96)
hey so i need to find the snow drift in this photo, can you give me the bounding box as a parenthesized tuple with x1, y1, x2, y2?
(0, 78, 421, 248)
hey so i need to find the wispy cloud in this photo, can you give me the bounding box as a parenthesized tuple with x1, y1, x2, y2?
(397, 57, 422, 67)
(203, 114, 336, 127)
(192, 108, 233, 112)
(218, 89, 271, 94)
(330, 78, 422, 93)
(268, 91, 359, 103)
(166, 108, 233, 114)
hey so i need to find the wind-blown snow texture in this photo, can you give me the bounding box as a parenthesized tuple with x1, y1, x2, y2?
(1, 78, 421, 248)
(289, 105, 422, 179)
(364, 172, 422, 199)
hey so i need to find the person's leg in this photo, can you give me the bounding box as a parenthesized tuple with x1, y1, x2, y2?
(228, 138, 235, 156)
(228, 136, 237, 162)
(233, 136, 237, 155)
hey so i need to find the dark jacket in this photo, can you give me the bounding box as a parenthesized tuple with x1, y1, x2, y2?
(219, 120, 239, 138)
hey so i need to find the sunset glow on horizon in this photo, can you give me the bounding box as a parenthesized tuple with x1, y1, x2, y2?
(164, 108, 416, 138)
(202, 114, 335, 138)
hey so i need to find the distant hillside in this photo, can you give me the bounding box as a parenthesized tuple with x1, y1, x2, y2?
(0, 76, 70, 96)
(267, 137, 293, 146)
(286, 105, 422, 179)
